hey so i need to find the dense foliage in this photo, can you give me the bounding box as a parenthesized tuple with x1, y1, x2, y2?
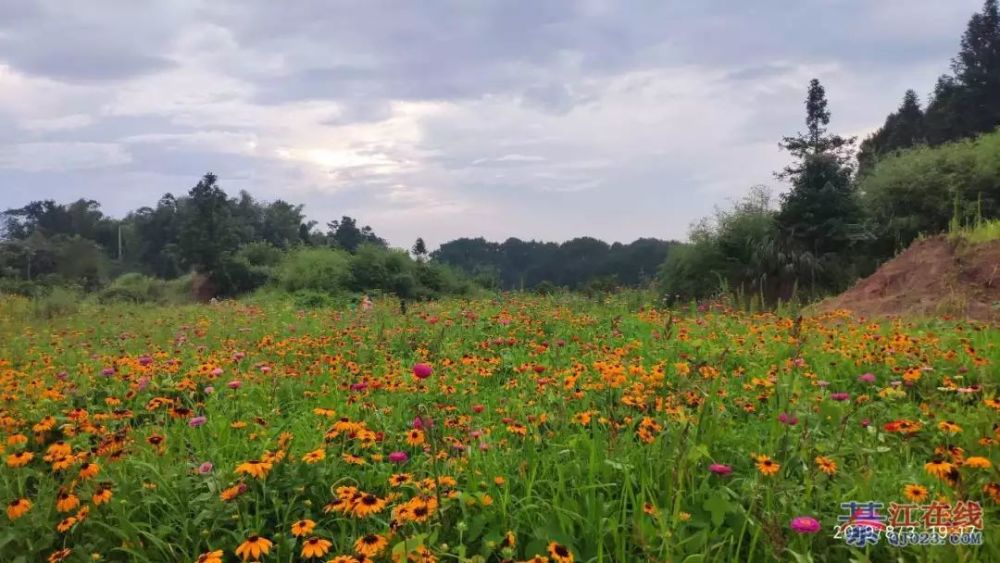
(431, 237, 675, 291)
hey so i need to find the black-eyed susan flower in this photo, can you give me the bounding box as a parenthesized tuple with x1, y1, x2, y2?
(903, 484, 929, 502)
(235, 535, 272, 561)
(195, 550, 223, 563)
(234, 459, 272, 479)
(354, 534, 388, 557)
(291, 519, 315, 537)
(814, 456, 837, 475)
(7, 498, 31, 520)
(547, 542, 574, 563)
(301, 537, 332, 559)
(755, 455, 780, 476)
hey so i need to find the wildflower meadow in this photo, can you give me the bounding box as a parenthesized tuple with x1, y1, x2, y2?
(1, 293, 997, 562)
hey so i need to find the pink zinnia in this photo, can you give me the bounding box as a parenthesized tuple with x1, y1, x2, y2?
(790, 516, 821, 534)
(101, 367, 115, 377)
(388, 451, 408, 463)
(830, 392, 850, 402)
(197, 462, 213, 474)
(189, 416, 207, 428)
(709, 463, 732, 476)
(778, 412, 798, 426)
(857, 373, 876, 384)
(412, 363, 433, 380)
(227, 380, 242, 389)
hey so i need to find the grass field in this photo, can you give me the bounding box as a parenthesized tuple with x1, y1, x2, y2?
(1, 293, 997, 562)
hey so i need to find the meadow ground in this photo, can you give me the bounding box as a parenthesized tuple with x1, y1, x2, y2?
(0, 294, 997, 563)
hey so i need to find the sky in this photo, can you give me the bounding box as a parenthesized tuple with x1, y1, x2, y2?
(0, 0, 985, 249)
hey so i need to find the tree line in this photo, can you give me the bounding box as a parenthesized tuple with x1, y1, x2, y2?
(661, 0, 1000, 305)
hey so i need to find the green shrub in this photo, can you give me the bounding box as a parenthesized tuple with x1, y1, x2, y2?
(277, 247, 352, 294)
(32, 286, 80, 319)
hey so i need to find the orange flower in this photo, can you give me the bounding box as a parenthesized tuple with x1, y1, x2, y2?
(301, 537, 332, 559)
(301, 448, 326, 464)
(755, 455, 780, 476)
(7, 498, 31, 520)
(548, 542, 574, 563)
(6, 451, 33, 468)
(291, 519, 316, 537)
(196, 550, 223, 563)
(235, 459, 273, 479)
(235, 536, 272, 561)
(55, 491, 79, 513)
(354, 534, 388, 557)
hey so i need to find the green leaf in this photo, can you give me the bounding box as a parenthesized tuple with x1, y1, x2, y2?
(702, 491, 733, 528)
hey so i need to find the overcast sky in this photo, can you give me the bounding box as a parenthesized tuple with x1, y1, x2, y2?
(0, 0, 983, 248)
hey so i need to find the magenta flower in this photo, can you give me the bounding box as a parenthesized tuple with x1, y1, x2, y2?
(790, 516, 821, 534)
(189, 416, 207, 428)
(197, 462, 213, 474)
(101, 367, 115, 377)
(709, 463, 733, 476)
(138, 355, 153, 367)
(227, 380, 242, 389)
(830, 392, 850, 402)
(137, 376, 151, 391)
(860, 418, 871, 428)
(412, 363, 433, 380)
(388, 451, 409, 463)
(350, 382, 368, 392)
(857, 373, 876, 384)
(778, 412, 798, 426)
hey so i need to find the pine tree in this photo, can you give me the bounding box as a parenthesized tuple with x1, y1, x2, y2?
(775, 80, 864, 264)
(857, 90, 925, 176)
(953, 0, 1000, 135)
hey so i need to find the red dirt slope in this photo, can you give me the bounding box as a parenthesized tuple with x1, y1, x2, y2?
(818, 236, 1000, 322)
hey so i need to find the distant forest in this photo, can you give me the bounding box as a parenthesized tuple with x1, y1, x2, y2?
(1, 0, 998, 305)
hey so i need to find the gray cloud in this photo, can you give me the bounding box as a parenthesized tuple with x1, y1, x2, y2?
(0, 0, 986, 248)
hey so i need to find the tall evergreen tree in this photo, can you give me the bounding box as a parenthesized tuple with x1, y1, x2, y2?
(775, 80, 864, 266)
(857, 90, 925, 176)
(953, 0, 1000, 135)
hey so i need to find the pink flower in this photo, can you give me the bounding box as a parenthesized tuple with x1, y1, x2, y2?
(857, 373, 876, 384)
(137, 376, 151, 391)
(412, 416, 433, 429)
(388, 451, 408, 463)
(227, 380, 242, 389)
(350, 382, 368, 392)
(204, 386, 214, 394)
(830, 392, 850, 402)
(101, 367, 115, 377)
(816, 380, 830, 388)
(412, 363, 433, 380)
(778, 412, 798, 426)
(197, 462, 213, 474)
(189, 416, 207, 428)
(790, 516, 821, 534)
(138, 355, 153, 367)
(211, 367, 224, 376)
(860, 418, 871, 428)
(709, 463, 732, 476)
